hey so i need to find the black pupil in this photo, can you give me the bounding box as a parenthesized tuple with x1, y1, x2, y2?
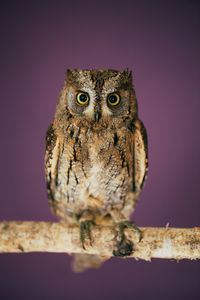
(79, 94, 87, 102)
(109, 95, 118, 103)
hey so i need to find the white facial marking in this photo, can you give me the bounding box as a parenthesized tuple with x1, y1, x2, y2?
(83, 100, 95, 118)
(101, 103, 113, 117)
(67, 87, 74, 104)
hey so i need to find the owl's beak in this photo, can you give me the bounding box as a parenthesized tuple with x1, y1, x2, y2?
(94, 111, 102, 123)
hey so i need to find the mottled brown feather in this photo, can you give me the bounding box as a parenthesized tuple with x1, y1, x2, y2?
(45, 69, 148, 271)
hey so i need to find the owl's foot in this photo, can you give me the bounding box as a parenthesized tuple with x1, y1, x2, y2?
(79, 220, 94, 249)
(113, 221, 142, 257)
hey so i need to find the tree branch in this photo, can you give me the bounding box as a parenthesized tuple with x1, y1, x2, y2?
(0, 222, 199, 260)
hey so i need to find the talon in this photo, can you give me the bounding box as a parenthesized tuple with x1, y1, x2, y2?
(79, 220, 94, 249)
(113, 239, 133, 257)
(113, 221, 142, 257)
(120, 221, 142, 242)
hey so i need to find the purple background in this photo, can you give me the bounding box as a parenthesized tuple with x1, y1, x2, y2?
(0, 0, 199, 299)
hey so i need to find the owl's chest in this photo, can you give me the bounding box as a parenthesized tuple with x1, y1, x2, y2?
(56, 126, 133, 214)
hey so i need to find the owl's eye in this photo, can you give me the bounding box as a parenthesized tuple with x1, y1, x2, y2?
(107, 93, 120, 106)
(76, 92, 89, 105)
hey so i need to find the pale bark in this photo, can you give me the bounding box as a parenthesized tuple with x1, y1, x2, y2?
(0, 222, 199, 260)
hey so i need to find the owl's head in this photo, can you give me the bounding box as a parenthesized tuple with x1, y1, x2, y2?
(58, 69, 138, 123)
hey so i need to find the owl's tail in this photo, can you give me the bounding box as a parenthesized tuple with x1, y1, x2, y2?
(72, 254, 106, 272)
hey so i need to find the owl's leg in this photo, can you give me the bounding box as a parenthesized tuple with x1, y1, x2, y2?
(118, 221, 142, 241)
(79, 220, 94, 249)
(77, 211, 95, 249)
(110, 210, 142, 257)
(113, 221, 142, 257)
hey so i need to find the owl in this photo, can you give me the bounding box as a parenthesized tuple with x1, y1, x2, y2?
(45, 69, 148, 272)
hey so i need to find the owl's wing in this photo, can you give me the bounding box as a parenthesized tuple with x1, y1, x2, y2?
(132, 119, 148, 194)
(45, 122, 60, 215)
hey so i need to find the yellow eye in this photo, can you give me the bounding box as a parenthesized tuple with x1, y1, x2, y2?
(76, 92, 89, 105)
(107, 93, 120, 106)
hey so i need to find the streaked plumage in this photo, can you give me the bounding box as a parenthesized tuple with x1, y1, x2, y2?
(45, 69, 148, 271)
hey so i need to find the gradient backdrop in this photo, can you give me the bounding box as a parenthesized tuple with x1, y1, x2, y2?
(0, 0, 200, 299)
